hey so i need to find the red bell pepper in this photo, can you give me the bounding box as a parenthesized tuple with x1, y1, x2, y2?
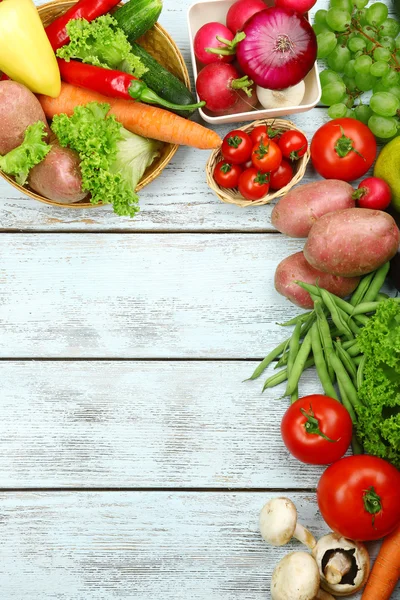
(57, 59, 205, 111)
(46, 0, 121, 50)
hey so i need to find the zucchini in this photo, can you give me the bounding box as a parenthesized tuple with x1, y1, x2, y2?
(130, 42, 197, 117)
(114, 0, 163, 43)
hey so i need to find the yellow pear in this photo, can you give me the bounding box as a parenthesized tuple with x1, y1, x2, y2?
(374, 137, 400, 213)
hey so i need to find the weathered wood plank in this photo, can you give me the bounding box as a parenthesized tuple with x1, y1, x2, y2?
(0, 233, 311, 358)
(1, 492, 395, 600)
(0, 361, 332, 488)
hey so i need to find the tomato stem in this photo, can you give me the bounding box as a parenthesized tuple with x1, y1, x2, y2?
(334, 125, 366, 161)
(363, 486, 382, 527)
(300, 405, 338, 443)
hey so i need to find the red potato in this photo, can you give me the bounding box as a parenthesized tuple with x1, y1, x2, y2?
(0, 81, 50, 155)
(271, 180, 355, 238)
(29, 143, 87, 204)
(275, 251, 360, 308)
(304, 208, 400, 277)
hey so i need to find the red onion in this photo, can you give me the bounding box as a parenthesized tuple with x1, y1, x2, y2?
(236, 7, 317, 90)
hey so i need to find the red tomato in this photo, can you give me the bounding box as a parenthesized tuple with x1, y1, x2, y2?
(270, 160, 294, 190)
(250, 125, 268, 145)
(251, 139, 282, 173)
(311, 118, 377, 182)
(221, 129, 253, 164)
(281, 395, 353, 465)
(317, 455, 400, 541)
(213, 161, 242, 188)
(355, 177, 392, 210)
(238, 168, 270, 201)
(279, 130, 308, 160)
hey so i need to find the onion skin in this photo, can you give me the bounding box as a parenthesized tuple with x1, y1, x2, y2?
(237, 7, 317, 89)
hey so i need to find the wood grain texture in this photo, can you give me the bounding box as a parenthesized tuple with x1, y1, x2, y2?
(0, 233, 314, 358)
(0, 361, 332, 489)
(1, 491, 396, 600)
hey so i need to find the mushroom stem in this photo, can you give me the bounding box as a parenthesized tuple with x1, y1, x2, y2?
(294, 522, 317, 549)
(324, 552, 352, 584)
(316, 589, 335, 600)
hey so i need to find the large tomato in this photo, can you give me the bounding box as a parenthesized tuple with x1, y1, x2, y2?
(317, 455, 400, 541)
(310, 118, 377, 182)
(281, 395, 353, 465)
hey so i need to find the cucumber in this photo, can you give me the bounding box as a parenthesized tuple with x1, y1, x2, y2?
(113, 0, 163, 43)
(130, 42, 197, 117)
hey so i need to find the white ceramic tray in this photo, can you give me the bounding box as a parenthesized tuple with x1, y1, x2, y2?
(187, 0, 322, 124)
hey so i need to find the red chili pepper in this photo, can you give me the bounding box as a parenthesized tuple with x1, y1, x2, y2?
(57, 59, 205, 111)
(46, 0, 121, 50)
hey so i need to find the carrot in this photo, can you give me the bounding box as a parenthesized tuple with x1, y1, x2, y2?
(361, 525, 400, 600)
(38, 82, 221, 150)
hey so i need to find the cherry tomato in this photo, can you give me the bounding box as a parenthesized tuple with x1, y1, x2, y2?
(317, 455, 400, 541)
(269, 160, 294, 190)
(311, 118, 377, 182)
(279, 130, 308, 160)
(251, 139, 282, 173)
(250, 125, 268, 145)
(281, 395, 353, 465)
(221, 129, 253, 164)
(213, 161, 242, 189)
(354, 177, 392, 210)
(238, 168, 270, 201)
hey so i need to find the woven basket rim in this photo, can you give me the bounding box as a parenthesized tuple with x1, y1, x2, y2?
(0, 0, 190, 209)
(206, 118, 310, 208)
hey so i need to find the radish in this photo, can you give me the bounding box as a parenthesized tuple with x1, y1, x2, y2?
(196, 63, 253, 113)
(226, 0, 268, 32)
(194, 22, 244, 65)
(275, 0, 317, 14)
(214, 87, 259, 115)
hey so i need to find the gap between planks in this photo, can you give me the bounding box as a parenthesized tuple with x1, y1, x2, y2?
(0, 487, 316, 493)
(0, 229, 282, 234)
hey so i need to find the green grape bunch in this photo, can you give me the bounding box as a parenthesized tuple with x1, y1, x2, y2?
(314, 0, 400, 141)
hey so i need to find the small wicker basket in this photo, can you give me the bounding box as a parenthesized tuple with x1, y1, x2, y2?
(206, 119, 310, 208)
(0, 0, 191, 209)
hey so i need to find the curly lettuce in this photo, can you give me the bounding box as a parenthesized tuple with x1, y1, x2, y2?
(0, 122, 50, 185)
(51, 102, 160, 218)
(355, 299, 400, 468)
(57, 15, 147, 78)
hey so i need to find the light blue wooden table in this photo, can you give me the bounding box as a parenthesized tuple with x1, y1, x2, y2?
(0, 0, 398, 597)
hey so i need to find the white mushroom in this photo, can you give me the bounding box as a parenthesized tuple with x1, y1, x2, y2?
(271, 551, 336, 600)
(259, 497, 317, 549)
(312, 533, 370, 596)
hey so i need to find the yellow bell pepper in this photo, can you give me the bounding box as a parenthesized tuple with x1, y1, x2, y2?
(0, 0, 61, 97)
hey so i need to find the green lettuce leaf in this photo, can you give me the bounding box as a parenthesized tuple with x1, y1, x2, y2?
(51, 102, 160, 218)
(57, 15, 148, 78)
(0, 122, 50, 185)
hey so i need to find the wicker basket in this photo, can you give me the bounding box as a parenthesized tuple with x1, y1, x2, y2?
(0, 0, 191, 209)
(206, 119, 310, 208)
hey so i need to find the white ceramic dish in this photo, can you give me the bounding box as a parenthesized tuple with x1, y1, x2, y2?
(187, 0, 322, 124)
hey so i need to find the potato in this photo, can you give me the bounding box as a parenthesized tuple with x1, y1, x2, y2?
(29, 143, 87, 204)
(275, 251, 360, 308)
(271, 180, 355, 238)
(304, 208, 400, 277)
(0, 81, 50, 155)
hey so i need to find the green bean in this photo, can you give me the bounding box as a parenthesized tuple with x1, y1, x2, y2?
(337, 377, 358, 424)
(287, 321, 302, 404)
(320, 288, 354, 340)
(300, 310, 317, 338)
(285, 330, 312, 396)
(347, 342, 361, 357)
(353, 355, 363, 366)
(329, 352, 360, 409)
(351, 434, 364, 455)
(246, 339, 290, 381)
(290, 390, 299, 403)
(274, 339, 291, 369)
(357, 355, 367, 391)
(296, 281, 369, 325)
(278, 312, 313, 327)
(315, 300, 335, 382)
(335, 341, 357, 387)
(337, 306, 361, 336)
(351, 301, 380, 316)
(377, 293, 389, 301)
(362, 262, 390, 303)
(262, 357, 315, 391)
(350, 271, 375, 306)
(342, 339, 359, 351)
(311, 322, 338, 400)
